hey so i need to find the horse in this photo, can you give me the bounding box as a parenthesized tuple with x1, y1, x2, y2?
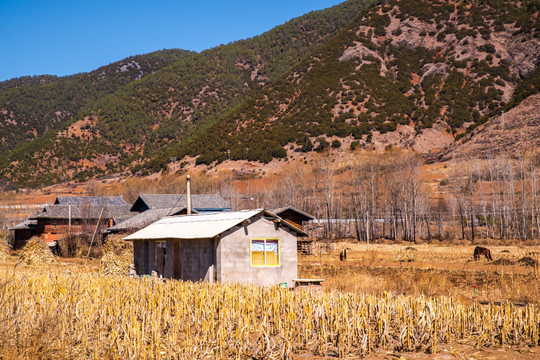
(474, 246, 493, 261)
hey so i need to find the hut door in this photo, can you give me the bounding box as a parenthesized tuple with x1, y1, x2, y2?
(155, 241, 166, 277)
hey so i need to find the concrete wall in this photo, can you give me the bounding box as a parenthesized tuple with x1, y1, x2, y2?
(217, 215, 298, 287)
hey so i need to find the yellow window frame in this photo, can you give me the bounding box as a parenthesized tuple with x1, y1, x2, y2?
(250, 238, 280, 267)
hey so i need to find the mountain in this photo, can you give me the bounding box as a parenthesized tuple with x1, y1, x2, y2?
(171, 0, 539, 166)
(0, 0, 376, 187)
(1, 0, 539, 188)
(0, 49, 194, 156)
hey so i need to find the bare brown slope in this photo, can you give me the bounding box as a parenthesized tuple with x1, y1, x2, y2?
(444, 93, 540, 160)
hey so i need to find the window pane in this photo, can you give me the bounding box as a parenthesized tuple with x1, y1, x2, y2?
(251, 239, 279, 266)
(266, 240, 279, 266)
(252, 251, 265, 266)
(252, 240, 265, 251)
(252, 240, 265, 266)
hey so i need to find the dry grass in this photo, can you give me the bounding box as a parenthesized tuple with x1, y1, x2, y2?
(0, 242, 10, 262)
(0, 267, 538, 359)
(300, 242, 540, 304)
(99, 234, 133, 276)
(16, 236, 56, 266)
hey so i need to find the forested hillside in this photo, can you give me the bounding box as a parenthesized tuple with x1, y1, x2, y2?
(0, 49, 193, 156)
(172, 0, 539, 166)
(0, 0, 375, 187)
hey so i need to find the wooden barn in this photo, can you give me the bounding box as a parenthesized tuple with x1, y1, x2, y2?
(125, 209, 306, 287)
(11, 196, 132, 248)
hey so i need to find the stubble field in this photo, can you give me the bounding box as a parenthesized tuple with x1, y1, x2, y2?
(0, 242, 539, 359)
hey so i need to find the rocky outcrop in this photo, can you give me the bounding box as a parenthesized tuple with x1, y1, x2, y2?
(506, 35, 540, 78)
(420, 63, 448, 83)
(339, 41, 388, 75)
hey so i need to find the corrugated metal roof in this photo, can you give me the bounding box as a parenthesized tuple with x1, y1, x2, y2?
(125, 209, 264, 240)
(125, 209, 307, 241)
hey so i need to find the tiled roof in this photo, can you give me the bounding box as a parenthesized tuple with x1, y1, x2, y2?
(108, 207, 196, 231)
(54, 196, 128, 206)
(131, 194, 230, 211)
(8, 219, 37, 230)
(30, 205, 132, 219)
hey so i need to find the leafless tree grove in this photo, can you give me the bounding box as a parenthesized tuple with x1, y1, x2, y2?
(81, 149, 540, 243)
(230, 150, 540, 242)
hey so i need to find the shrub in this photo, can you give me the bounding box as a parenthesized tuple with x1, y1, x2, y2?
(314, 137, 330, 152)
(478, 44, 496, 53)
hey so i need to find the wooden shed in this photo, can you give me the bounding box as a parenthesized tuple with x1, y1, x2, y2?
(8, 219, 38, 249)
(269, 207, 315, 254)
(125, 209, 306, 287)
(269, 206, 314, 230)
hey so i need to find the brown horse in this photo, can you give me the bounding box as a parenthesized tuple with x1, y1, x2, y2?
(474, 246, 493, 261)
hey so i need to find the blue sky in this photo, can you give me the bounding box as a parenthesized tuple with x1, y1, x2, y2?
(0, 0, 344, 81)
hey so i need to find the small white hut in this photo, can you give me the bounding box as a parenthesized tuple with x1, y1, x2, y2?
(124, 209, 306, 287)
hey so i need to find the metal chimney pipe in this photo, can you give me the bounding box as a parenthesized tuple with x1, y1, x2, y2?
(187, 174, 192, 215)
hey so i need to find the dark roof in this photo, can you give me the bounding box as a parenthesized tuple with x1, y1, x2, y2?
(108, 207, 197, 232)
(30, 205, 132, 220)
(54, 196, 128, 206)
(8, 219, 37, 230)
(130, 194, 230, 212)
(269, 207, 315, 220)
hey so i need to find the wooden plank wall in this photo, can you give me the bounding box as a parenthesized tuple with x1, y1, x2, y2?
(173, 240, 182, 279)
(164, 240, 174, 278)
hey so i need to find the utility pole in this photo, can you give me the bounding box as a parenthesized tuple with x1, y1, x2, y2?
(68, 204, 72, 238)
(187, 175, 192, 215)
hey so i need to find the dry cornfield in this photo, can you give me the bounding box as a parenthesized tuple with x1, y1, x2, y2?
(0, 268, 539, 359)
